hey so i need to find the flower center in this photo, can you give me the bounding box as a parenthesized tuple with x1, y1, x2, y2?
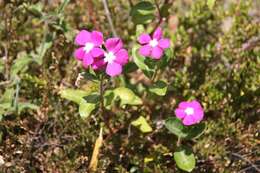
(149, 39, 158, 47)
(83, 42, 94, 53)
(184, 107, 194, 116)
(104, 51, 116, 64)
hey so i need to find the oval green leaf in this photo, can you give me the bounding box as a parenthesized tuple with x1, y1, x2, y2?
(79, 100, 96, 118)
(174, 146, 196, 172)
(114, 87, 142, 106)
(149, 80, 168, 96)
(130, 1, 155, 25)
(131, 116, 152, 133)
(59, 89, 91, 104)
(165, 117, 206, 139)
(132, 45, 155, 78)
(165, 117, 187, 138)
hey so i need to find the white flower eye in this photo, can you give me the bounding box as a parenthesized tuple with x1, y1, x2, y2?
(83, 42, 94, 53)
(104, 52, 116, 64)
(149, 39, 159, 47)
(185, 107, 194, 116)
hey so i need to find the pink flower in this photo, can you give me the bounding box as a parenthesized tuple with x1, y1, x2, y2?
(103, 38, 129, 77)
(74, 30, 104, 68)
(138, 27, 170, 59)
(175, 100, 204, 126)
(91, 38, 129, 77)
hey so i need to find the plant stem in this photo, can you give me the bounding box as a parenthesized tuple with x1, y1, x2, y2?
(177, 137, 181, 147)
(151, 66, 159, 83)
(102, 0, 117, 37)
(151, 0, 163, 34)
(99, 74, 105, 117)
(99, 74, 113, 134)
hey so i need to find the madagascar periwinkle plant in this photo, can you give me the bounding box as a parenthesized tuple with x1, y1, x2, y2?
(1, 0, 259, 172)
(60, 25, 206, 172)
(59, 1, 208, 172)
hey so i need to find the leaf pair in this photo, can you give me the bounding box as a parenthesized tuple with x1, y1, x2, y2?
(60, 87, 143, 118)
(165, 117, 206, 139)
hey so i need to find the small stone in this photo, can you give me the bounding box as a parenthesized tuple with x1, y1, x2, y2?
(0, 155, 4, 166)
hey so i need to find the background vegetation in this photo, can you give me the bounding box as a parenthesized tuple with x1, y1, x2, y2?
(0, 0, 259, 172)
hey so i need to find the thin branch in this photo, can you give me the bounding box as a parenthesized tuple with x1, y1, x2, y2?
(151, 0, 174, 34)
(0, 80, 12, 86)
(151, 0, 163, 34)
(128, 0, 134, 7)
(101, 0, 118, 37)
(231, 152, 260, 172)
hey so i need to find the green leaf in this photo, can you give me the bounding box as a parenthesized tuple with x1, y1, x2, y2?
(18, 102, 39, 114)
(60, 89, 99, 118)
(56, 0, 70, 14)
(79, 100, 96, 118)
(165, 117, 206, 139)
(174, 146, 195, 172)
(32, 33, 53, 65)
(186, 123, 206, 139)
(207, 0, 216, 10)
(59, 89, 91, 104)
(114, 87, 142, 106)
(132, 45, 155, 78)
(160, 4, 171, 18)
(0, 103, 12, 110)
(131, 116, 152, 133)
(165, 117, 187, 138)
(104, 90, 115, 109)
(149, 80, 168, 96)
(26, 2, 44, 17)
(0, 59, 4, 73)
(159, 48, 173, 69)
(0, 88, 14, 103)
(130, 1, 155, 25)
(11, 52, 32, 76)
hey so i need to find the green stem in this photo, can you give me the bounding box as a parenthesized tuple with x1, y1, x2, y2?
(99, 74, 104, 116)
(151, 65, 159, 83)
(99, 74, 113, 134)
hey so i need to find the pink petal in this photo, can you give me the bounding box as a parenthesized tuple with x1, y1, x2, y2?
(182, 115, 196, 126)
(92, 58, 106, 70)
(138, 34, 151, 44)
(151, 46, 163, 59)
(91, 31, 103, 46)
(82, 53, 94, 68)
(75, 30, 91, 45)
(153, 27, 162, 40)
(193, 109, 204, 123)
(91, 48, 104, 58)
(106, 62, 122, 77)
(105, 38, 123, 53)
(115, 49, 128, 65)
(158, 39, 170, 49)
(190, 100, 203, 109)
(139, 45, 152, 57)
(179, 101, 190, 109)
(74, 47, 85, 60)
(175, 108, 186, 119)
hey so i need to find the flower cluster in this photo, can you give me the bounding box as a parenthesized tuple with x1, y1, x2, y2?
(175, 100, 204, 126)
(74, 27, 171, 77)
(74, 29, 205, 126)
(74, 30, 129, 77)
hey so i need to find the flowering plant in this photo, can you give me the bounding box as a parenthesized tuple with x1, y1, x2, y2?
(61, 1, 206, 172)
